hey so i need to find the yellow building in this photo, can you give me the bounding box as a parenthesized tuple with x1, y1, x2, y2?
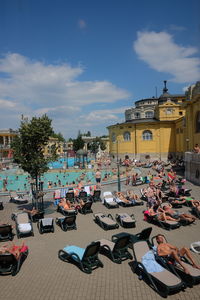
(184, 81, 200, 185)
(108, 82, 186, 161)
(43, 137, 64, 157)
(0, 129, 18, 159)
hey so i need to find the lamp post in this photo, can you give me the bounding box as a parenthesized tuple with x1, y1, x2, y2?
(116, 140, 121, 192)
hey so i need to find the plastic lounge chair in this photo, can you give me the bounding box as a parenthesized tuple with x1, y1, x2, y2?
(57, 204, 77, 216)
(130, 227, 153, 244)
(29, 211, 45, 222)
(0, 202, 4, 210)
(78, 191, 88, 202)
(9, 192, 28, 204)
(0, 249, 28, 276)
(37, 218, 54, 234)
(152, 235, 200, 287)
(56, 215, 77, 231)
(190, 241, 200, 254)
(65, 191, 75, 203)
(98, 235, 133, 263)
(145, 213, 180, 231)
(115, 213, 136, 228)
(191, 206, 200, 219)
(132, 240, 184, 297)
(91, 190, 101, 202)
(0, 224, 14, 241)
(14, 212, 34, 238)
(93, 213, 119, 230)
(115, 196, 133, 207)
(58, 241, 103, 274)
(103, 192, 119, 209)
(78, 201, 93, 214)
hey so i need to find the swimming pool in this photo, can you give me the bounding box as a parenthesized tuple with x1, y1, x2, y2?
(48, 157, 91, 168)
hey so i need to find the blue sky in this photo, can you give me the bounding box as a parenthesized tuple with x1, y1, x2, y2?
(0, 0, 199, 138)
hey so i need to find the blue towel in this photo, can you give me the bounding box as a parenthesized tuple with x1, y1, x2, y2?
(142, 250, 164, 273)
(63, 245, 85, 261)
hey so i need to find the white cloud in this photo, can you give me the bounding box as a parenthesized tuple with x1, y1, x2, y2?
(0, 53, 130, 137)
(133, 31, 200, 83)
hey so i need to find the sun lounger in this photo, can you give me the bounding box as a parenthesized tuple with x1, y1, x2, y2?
(115, 213, 136, 228)
(0, 202, 4, 210)
(58, 241, 103, 274)
(65, 191, 75, 203)
(115, 196, 133, 207)
(10, 191, 28, 204)
(37, 218, 54, 234)
(191, 206, 200, 219)
(0, 224, 14, 241)
(29, 211, 45, 222)
(97, 234, 132, 263)
(91, 190, 101, 202)
(190, 241, 200, 254)
(14, 212, 34, 238)
(93, 213, 119, 230)
(0, 248, 28, 276)
(132, 240, 184, 297)
(152, 235, 200, 287)
(56, 215, 77, 231)
(144, 213, 180, 230)
(103, 192, 119, 209)
(78, 201, 93, 214)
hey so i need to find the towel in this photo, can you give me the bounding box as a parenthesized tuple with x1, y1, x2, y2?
(54, 190, 61, 199)
(141, 250, 164, 273)
(41, 218, 53, 226)
(18, 223, 32, 233)
(63, 245, 85, 261)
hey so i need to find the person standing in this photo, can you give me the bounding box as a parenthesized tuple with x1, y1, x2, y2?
(95, 169, 102, 184)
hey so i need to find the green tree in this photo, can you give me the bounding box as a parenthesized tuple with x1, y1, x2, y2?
(73, 134, 84, 152)
(51, 132, 65, 142)
(90, 137, 106, 158)
(11, 115, 58, 206)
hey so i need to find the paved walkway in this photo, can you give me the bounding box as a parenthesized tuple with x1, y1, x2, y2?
(0, 177, 200, 300)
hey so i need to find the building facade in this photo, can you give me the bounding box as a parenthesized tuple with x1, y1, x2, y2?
(0, 129, 18, 159)
(108, 81, 186, 161)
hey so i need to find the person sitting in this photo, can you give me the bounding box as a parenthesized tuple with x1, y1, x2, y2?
(191, 200, 200, 212)
(156, 234, 200, 274)
(194, 144, 200, 154)
(126, 190, 143, 205)
(58, 199, 76, 211)
(161, 204, 196, 223)
(144, 207, 178, 222)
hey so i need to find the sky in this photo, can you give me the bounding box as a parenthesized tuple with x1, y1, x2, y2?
(0, 0, 200, 139)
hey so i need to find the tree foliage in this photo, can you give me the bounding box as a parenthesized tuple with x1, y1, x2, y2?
(89, 137, 106, 153)
(51, 132, 65, 142)
(73, 134, 84, 152)
(12, 115, 58, 184)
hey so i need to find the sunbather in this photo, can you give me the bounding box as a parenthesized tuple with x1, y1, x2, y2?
(23, 207, 39, 216)
(58, 199, 76, 210)
(0, 241, 28, 259)
(161, 204, 196, 222)
(115, 191, 131, 204)
(145, 208, 178, 222)
(191, 200, 200, 212)
(156, 234, 200, 274)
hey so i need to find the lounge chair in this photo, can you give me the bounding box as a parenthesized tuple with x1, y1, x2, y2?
(91, 190, 101, 202)
(191, 206, 200, 219)
(56, 215, 77, 231)
(115, 195, 133, 207)
(65, 191, 75, 203)
(115, 213, 136, 228)
(14, 212, 34, 238)
(58, 241, 103, 274)
(151, 235, 200, 287)
(78, 190, 88, 202)
(132, 240, 184, 297)
(98, 235, 133, 263)
(103, 192, 119, 209)
(130, 227, 153, 244)
(0, 202, 4, 210)
(93, 213, 119, 230)
(37, 218, 54, 234)
(10, 191, 28, 204)
(57, 204, 77, 216)
(78, 201, 93, 214)
(144, 213, 180, 230)
(29, 211, 45, 222)
(190, 241, 200, 254)
(0, 249, 28, 276)
(0, 224, 14, 241)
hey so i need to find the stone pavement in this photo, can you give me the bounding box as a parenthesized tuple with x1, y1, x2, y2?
(0, 179, 200, 300)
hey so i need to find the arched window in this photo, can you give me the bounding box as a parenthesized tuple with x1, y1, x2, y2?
(111, 133, 116, 142)
(196, 111, 200, 133)
(123, 131, 131, 141)
(142, 130, 153, 141)
(145, 111, 154, 118)
(135, 112, 141, 119)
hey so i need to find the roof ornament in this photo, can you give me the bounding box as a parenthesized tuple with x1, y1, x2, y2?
(163, 80, 168, 94)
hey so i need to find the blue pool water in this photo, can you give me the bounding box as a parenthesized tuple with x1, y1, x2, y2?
(48, 157, 91, 169)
